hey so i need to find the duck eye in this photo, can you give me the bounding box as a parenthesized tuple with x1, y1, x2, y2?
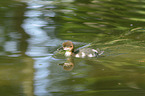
(70, 46, 72, 47)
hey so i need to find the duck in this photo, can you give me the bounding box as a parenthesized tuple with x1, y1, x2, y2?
(58, 41, 104, 58)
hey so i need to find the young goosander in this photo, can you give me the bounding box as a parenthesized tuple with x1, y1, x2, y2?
(59, 41, 103, 58)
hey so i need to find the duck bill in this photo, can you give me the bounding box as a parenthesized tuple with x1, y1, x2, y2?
(57, 47, 63, 51)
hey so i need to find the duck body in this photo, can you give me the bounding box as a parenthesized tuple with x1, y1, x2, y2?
(74, 48, 100, 58)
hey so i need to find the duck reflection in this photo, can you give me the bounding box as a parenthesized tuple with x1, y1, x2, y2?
(59, 58, 74, 71)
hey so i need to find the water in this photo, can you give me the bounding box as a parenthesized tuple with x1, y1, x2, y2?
(0, 0, 145, 96)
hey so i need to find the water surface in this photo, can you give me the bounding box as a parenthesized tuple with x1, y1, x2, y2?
(0, 0, 145, 96)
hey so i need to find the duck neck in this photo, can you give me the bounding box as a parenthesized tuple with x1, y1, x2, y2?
(65, 50, 73, 57)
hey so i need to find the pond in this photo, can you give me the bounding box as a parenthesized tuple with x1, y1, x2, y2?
(0, 0, 145, 96)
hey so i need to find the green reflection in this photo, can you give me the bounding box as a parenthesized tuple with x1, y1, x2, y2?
(53, 0, 145, 42)
(0, 0, 33, 96)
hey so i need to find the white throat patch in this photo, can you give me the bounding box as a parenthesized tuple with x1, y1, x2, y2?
(65, 51, 72, 56)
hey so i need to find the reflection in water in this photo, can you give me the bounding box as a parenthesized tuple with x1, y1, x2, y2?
(59, 58, 74, 71)
(0, 1, 34, 95)
(22, 3, 51, 96)
(21, 0, 67, 95)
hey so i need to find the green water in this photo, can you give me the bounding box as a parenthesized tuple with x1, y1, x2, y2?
(0, 0, 145, 96)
